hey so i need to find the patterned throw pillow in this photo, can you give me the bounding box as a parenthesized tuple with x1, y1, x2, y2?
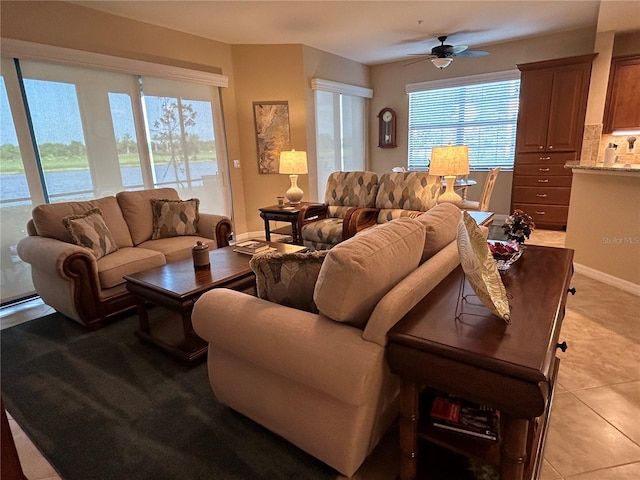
(457, 211, 511, 323)
(250, 250, 328, 313)
(62, 208, 118, 259)
(151, 198, 199, 240)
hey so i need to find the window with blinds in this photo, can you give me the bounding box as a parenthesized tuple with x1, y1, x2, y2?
(407, 71, 520, 171)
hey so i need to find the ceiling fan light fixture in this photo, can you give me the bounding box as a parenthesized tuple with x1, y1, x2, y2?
(431, 57, 453, 69)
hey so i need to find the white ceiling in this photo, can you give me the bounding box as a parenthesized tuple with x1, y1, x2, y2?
(72, 1, 640, 65)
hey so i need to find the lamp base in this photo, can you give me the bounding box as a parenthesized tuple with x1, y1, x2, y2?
(285, 174, 304, 204)
(437, 175, 463, 207)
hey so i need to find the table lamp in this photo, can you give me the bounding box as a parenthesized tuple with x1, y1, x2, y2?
(279, 149, 308, 204)
(429, 145, 469, 207)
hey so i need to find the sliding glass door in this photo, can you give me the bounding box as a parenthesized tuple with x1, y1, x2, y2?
(312, 80, 371, 201)
(0, 57, 230, 304)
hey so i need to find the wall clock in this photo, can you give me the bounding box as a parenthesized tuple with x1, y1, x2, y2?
(378, 108, 397, 148)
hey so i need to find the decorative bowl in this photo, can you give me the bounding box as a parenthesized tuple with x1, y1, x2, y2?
(488, 241, 523, 271)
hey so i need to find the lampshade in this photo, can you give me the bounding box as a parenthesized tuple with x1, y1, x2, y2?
(431, 57, 453, 70)
(279, 149, 308, 175)
(429, 145, 469, 176)
(430, 145, 469, 207)
(279, 149, 308, 204)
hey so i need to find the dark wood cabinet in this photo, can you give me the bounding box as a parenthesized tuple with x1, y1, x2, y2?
(603, 55, 640, 133)
(512, 54, 595, 229)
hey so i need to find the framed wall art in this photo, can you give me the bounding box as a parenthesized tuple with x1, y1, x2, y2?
(253, 101, 291, 174)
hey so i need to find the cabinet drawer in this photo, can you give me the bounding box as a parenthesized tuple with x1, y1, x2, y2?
(512, 203, 569, 225)
(513, 175, 573, 187)
(512, 187, 571, 205)
(516, 152, 576, 165)
(514, 164, 571, 176)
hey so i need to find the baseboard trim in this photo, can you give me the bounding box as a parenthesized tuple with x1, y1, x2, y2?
(573, 263, 640, 297)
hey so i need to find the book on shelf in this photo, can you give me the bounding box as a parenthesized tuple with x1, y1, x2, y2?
(233, 240, 272, 255)
(429, 395, 500, 441)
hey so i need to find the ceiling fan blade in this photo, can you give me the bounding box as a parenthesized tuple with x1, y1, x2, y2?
(455, 50, 489, 58)
(404, 56, 435, 66)
(447, 45, 469, 55)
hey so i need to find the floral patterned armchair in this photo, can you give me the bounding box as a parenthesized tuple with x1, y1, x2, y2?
(297, 171, 380, 251)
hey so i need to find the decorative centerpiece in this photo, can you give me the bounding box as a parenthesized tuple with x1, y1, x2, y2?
(502, 209, 535, 244)
(487, 210, 535, 271)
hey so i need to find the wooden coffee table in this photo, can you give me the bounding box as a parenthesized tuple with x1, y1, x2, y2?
(124, 242, 306, 363)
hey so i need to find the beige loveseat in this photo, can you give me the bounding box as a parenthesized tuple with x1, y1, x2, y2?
(192, 203, 463, 477)
(17, 188, 232, 329)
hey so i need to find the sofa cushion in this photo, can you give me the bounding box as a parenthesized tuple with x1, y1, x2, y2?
(137, 235, 214, 263)
(250, 250, 328, 313)
(300, 218, 344, 249)
(375, 172, 440, 212)
(116, 188, 180, 245)
(151, 198, 199, 239)
(96, 247, 166, 289)
(415, 203, 462, 263)
(32, 195, 133, 247)
(314, 217, 425, 328)
(324, 171, 380, 209)
(62, 208, 119, 260)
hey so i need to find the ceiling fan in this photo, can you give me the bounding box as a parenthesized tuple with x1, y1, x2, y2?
(407, 35, 489, 70)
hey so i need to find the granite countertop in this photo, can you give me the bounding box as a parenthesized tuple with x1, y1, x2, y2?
(566, 162, 640, 175)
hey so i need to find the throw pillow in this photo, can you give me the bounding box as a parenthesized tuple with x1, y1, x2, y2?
(151, 198, 199, 240)
(250, 250, 328, 313)
(456, 211, 511, 323)
(62, 208, 119, 259)
(415, 203, 462, 263)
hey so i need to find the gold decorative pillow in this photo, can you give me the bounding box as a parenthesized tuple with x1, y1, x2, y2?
(457, 211, 511, 323)
(250, 250, 328, 313)
(150, 198, 199, 240)
(62, 208, 118, 259)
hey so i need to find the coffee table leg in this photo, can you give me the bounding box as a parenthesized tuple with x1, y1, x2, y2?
(136, 299, 150, 333)
(398, 381, 419, 480)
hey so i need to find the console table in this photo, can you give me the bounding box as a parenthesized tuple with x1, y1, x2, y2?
(387, 245, 574, 480)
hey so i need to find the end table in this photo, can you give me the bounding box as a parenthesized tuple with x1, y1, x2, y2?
(259, 202, 324, 245)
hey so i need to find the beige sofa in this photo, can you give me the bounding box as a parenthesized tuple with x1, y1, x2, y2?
(17, 188, 232, 329)
(192, 203, 463, 477)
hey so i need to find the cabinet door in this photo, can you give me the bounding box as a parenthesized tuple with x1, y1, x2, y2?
(546, 64, 592, 152)
(604, 56, 640, 133)
(516, 70, 553, 153)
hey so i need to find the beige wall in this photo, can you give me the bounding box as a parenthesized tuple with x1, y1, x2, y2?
(231, 44, 308, 233)
(566, 171, 640, 286)
(369, 28, 596, 216)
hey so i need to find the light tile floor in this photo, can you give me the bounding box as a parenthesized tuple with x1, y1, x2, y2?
(2, 229, 639, 480)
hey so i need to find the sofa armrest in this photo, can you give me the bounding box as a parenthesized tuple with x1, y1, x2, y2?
(17, 235, 104, 324)
(18, 235, 96, 278)
(192, 288, 384, 405)
(342, 207, 379, 239)
(197, 213, 233, 248)
(296, 204, 328, 241)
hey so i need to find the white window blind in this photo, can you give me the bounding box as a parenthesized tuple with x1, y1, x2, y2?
(312, 78, 371, 201)
(407, 71, 520, 171)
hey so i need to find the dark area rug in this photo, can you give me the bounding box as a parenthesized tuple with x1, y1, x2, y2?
(1, 312, 336, 480)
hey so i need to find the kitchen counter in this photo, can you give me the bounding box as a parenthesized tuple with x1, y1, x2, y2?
(567, 163, 640, 175)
